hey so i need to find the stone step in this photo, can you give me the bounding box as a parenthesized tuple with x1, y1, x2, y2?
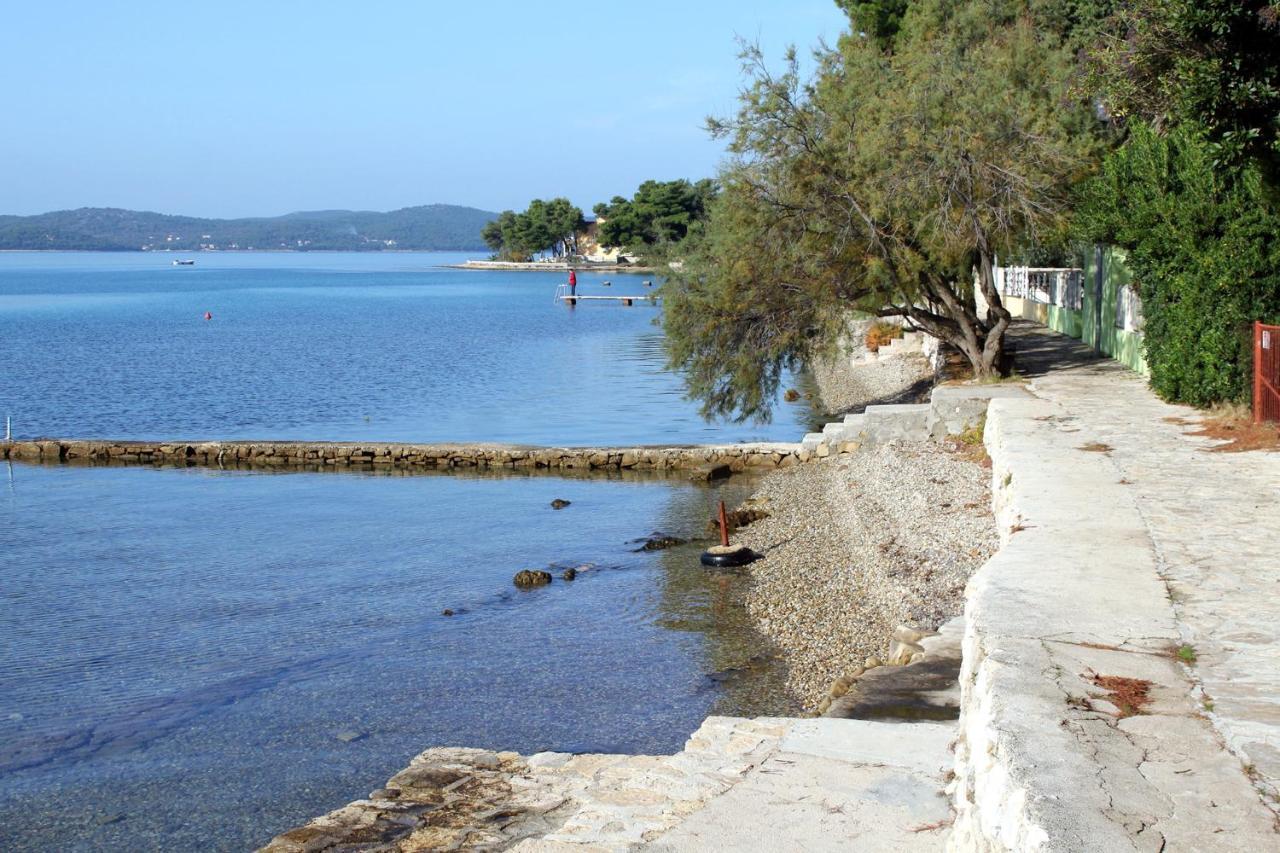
(878, 331, 924, 357)
(861, 403, 931, 444)
(926, 384, 1029, 437)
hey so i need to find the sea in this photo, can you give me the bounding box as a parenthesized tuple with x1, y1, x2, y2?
(0, 252, 815, 851)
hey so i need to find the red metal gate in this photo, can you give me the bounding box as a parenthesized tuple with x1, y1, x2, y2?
(1256, 321, 1280, 423)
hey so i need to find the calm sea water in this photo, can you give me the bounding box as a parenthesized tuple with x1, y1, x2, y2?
(0, 251, 812, 444)
(0, 253, 806, 851)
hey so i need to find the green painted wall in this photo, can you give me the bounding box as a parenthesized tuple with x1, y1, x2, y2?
(1045, 304, 1083, 339)
(1080, 247, 1149, 375)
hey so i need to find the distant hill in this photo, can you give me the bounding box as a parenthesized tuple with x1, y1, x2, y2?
(0, 204, 498, 251)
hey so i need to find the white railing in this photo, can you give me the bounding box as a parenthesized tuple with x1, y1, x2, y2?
(994, 266, 1084, 311)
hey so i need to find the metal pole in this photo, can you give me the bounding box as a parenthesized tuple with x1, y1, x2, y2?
(1093, 245, 1105, 355)
(1255, 321, 1264, 425)
(4, 415, 9, 442)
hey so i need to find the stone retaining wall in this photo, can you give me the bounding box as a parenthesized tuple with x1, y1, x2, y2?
(0, 439, 809, 473)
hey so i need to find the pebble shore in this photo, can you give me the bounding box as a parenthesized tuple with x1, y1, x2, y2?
(735, 442, 997, 707)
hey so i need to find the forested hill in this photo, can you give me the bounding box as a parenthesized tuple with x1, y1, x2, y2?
(0, 204, 498, 251)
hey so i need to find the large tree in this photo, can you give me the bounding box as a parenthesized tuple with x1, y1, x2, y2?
(663, 0, 1103, 420)
(481, 198, 585, 261)
(1081, 0, 1280, 169)
(593, 179, 718, 252)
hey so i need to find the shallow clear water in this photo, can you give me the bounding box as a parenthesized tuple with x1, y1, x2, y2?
(0, 253, 803, 851)
(0, 252, 812, 444)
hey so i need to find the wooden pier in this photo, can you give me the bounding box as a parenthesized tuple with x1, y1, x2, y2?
(558, 294, 659, 306)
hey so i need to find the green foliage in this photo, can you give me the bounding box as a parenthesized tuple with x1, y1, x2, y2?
(1077, 124, 1280, 405)
(592, 179, 717, 252)
(482, 198, 585, 260)
(1081, 0, 1280, 168)
(835, 0, 908, 47)
(665, 2, 1103, 420)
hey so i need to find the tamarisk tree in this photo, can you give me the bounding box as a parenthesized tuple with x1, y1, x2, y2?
(664, 0, 1103, 420)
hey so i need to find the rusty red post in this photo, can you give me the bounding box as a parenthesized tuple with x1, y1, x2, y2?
(717, 501, 730, 548)
(1256, 321, 1264, 425)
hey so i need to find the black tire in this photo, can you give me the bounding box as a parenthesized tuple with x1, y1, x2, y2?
(700, 548, 758, 568)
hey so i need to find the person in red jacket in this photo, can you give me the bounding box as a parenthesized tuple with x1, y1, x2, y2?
(568, 269, 577, 296)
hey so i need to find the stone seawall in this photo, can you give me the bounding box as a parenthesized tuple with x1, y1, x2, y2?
(0, 439, 808, 473)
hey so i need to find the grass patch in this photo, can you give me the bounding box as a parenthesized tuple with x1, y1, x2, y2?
(957, 414, 986, 447)
(1175, 644, 1198, 664)
(945, 414, 991, 466)
(1078, 441, 1113, 453)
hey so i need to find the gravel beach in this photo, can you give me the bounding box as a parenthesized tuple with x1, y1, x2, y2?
(809, 351, 934, 414)
(807, 318, 935, 415)
(734, 442, 997, 708)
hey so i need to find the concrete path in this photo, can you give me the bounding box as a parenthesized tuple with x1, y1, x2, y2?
(1014, 324, 1280, 811)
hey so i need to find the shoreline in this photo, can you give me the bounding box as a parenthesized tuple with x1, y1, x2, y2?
(733, 442, 996, 708)
(257, 403, 1001, 851)
(447, 259, 658, 273)
(0, 248, 488, 254)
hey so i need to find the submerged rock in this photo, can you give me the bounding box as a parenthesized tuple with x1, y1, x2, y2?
(335, 730, 367, 743)
(513, 570, 553, 588)
(633, 534, 687, 552)
(560, 568, 578, 581)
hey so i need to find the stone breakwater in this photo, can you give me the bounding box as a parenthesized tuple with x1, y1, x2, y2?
(0, 439, 809, 473)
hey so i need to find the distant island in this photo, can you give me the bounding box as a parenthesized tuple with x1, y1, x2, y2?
(0, 204, 497, 251)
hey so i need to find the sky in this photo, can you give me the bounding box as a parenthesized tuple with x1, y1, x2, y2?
(0, 1, 850, 218)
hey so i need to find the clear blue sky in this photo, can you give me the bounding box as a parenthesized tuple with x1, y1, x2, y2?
(0, 1, 849, 218)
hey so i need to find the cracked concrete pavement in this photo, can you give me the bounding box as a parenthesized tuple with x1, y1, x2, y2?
(950, 324, 1279, 851)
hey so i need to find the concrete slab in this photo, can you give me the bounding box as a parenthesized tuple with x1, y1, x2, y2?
(649, 720, 952, 852)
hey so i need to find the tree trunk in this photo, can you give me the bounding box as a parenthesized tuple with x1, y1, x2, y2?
(893, 269, 1010, 380)
(975, 247, 1011, 376)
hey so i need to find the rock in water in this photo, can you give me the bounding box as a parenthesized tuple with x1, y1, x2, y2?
(513, 569, 553, 587)
(550, 499, 571, 509)
(633, 534, 687, 552)
(560, 567, 578, 581)
(335, 730, 366, 743)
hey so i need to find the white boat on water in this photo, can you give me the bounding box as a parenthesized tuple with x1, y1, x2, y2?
(172, 259, 196, 266)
